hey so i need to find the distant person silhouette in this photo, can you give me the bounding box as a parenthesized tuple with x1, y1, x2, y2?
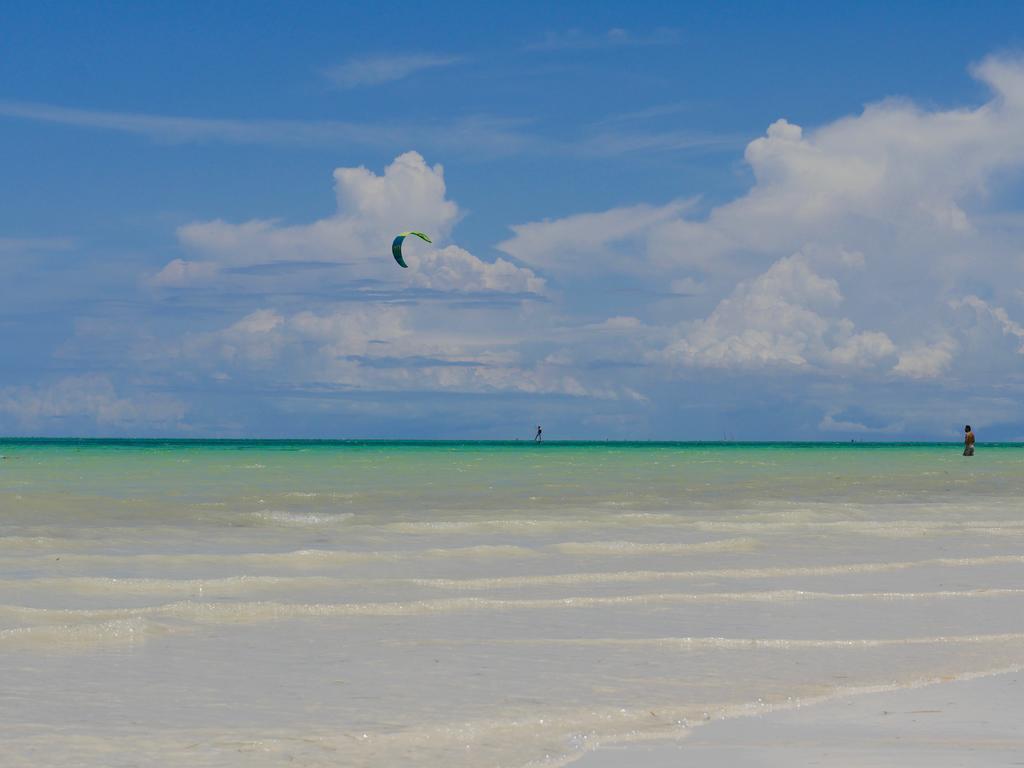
(963, 425, 975, 456)
(534, 425, 542, 442)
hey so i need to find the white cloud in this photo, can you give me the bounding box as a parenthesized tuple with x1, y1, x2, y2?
(591, 316, 643, 330)
(203, 309, 289, 365)
(569, 56, 1024, 258)
(0, 375, 186, 429)
(818, 411, 903, 433)
(664, 254, 895, 371)
(324, 54, 461, 88)
(661, 58, 1024, 268)
(29, 54, 1024, 438)
(149, 258, 219, 286)
(500, 54, 1024, 389)
(178, 304, 622, 399)
(497, 200, 692, 275)
(892, 340, 957, 379)
(167, 152, 542, 294)
(0, 100, 379, 145)
(828, 330, 898, 367)
(408, 245, 544, 293)
(951, 295, 1024, 352)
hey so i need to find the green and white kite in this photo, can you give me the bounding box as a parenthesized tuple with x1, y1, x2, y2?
(391, 231, 432, 268)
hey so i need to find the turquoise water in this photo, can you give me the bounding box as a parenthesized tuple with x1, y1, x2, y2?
(3, 439, 1019, 516)
(2, 441, 1023, 766)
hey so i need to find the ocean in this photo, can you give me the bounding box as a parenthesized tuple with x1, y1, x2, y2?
(2, 440, 1023, 766)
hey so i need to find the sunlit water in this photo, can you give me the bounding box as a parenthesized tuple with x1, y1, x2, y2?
(2, 440, 1023, 766)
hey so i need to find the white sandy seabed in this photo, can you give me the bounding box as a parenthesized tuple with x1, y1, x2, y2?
(576, 669, 1024, 767)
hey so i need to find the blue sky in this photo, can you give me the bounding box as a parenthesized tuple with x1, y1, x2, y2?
(3, 1, 1024, 439)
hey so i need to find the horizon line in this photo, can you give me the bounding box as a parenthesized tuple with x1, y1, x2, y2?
(0, 436, 1002, 445)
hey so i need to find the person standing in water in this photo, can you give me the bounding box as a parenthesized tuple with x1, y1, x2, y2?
(963, 425, 975, 456)
(534, 425, 543, 442)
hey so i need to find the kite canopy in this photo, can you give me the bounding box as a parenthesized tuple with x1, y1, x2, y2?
(391, 231, 432, 268)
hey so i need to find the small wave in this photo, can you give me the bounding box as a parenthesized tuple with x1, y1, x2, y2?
(380, 513, 688, 534)
(382, 518, 601, 534)
(5, 555, 1014, 599)
(244, 511, 355, 527)
(281, 491, 357, 500)
(3, 587, 1021, 626)
(0, 574, 340, 597)
(0, 544, 537, 570)
(480, 632, 1024, 650)
(0, 617, 154, 650)
(379, 515, 1024, 538)
(553, 537, 759, 556)
(690, 519, 1024, 538)
(410, 554, 1024, 590)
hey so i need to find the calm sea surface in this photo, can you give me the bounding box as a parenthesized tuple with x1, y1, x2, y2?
(2, 440, 1023, 766)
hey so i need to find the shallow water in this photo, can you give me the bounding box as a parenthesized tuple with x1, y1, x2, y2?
(2, 440, 1022, 766)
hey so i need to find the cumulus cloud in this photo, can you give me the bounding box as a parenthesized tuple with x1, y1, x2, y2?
(664, 254, 896, 370)
(177, 152, 459, 265)
(408, 245, 545, 293)
(647, 59, 1024, 276)
(165, 151, 542, 294)
(951, 295, 1024, 352)
(828, 330, 898, 367)
(892, 340, 957, 379)
(501, 54, 1024, 397)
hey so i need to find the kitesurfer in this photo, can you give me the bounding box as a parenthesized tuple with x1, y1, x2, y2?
(534, 425, 543, 442)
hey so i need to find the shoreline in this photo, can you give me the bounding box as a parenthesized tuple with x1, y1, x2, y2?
(571, 666, 1024, 767)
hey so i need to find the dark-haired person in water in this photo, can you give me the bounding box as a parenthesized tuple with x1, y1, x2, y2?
(963, 425, 975, 456)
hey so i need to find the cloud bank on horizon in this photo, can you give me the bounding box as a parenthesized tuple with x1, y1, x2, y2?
(5, 43, 1024, 438)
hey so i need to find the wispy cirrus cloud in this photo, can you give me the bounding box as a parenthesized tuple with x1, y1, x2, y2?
(0, 99, 735, 159)
(0, 100, 539, 156)
(525, 27, 680, 52)
(592, 102, 693, 126)
(324, 53, 462, 88)
(582, 102, 743, 155)
(0, 100, 382, 145)
(579, 129, 739, 156)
